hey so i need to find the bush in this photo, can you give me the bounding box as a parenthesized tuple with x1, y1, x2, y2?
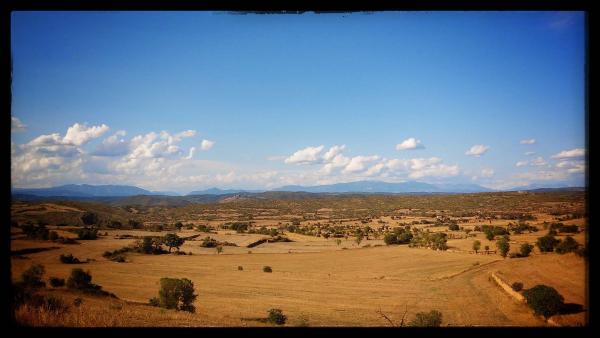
(156, 277, 197, 313)
(111, 254, 126, 262)
(163, 233, 185, 252)
(49, 277, 65, 287)
(555, 236, 580, 254)
(448, 223, 460, 231)
(383, 233, 398, 245)
(558, 224, 579, 233)
(21, 224, 50, 240)
(21, 264, 46, 288)
(409, 310, 443, 327)
(66, 268, 93, 290)
(523, 285, 564, 318)
(81, 212, 99, 226)
(520, 243, 534, 257)
(472, 240, 481, 253)
(511, 282, 523, 292)
(60, 253, 82, 264)
(263, 266, 273, 273)
(537, 235, 560, 253)
(267, 308, 287, 325)
(73, 298, 83, 307)
(76, 227, 98, 240)
(496, 236, 510, 258)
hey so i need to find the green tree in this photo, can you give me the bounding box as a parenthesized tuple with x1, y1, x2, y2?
(537, 234, 559, 253)
(555, 236, 580, 254)
(163, 233, 185, 252)
(472, 240, 481, 253)
(157, 277, 197, 312)
(520, 243, 534, 257)
(523, 285, 564, 319)
(496, 236, 510, 257)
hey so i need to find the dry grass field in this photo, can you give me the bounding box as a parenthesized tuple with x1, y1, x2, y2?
(10, 191, 587, 327)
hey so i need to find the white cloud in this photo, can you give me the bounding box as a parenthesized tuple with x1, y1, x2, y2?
(342, 155, 380, 173)
(465, 144, 490, 157)
(92, 131, 129, 157)
(520, 139, 536, 145)
(481, 168, 494, 177)
(63, 123, 109, 146)
(284, 145, 325, 164)
(525, 151, 536, 156)
(12, 116, 26, 132)
(516, 161, 528, 167)
(530, 156, 547, 166)
(322, 145, 346, 161)
(200, 139, 215, 151)
(395, 137, 424, 151)
(551, 148, 585, 159)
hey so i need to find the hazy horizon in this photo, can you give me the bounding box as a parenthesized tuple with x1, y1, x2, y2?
(11, 11, 586, 194)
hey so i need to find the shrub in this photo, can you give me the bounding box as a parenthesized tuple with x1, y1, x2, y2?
(520, 243, 534, 257)
(558, 224, 579, 233)
(523, 285, 564, 319)
(216, 246, 223, 254)
(73, 297, 83, 307)
(448, 223, 460, 231)
(263, 266, 273, 273)
(267, 308, 287, 325)
(156, 277, 197, 313)
(111, 254, 126, 262)
(60, 253, 81, 264)
(163, 233, 185, 252)
(496, 236, 510, 258)
(21, 264, 46, 288)
(49, 277, 65, 287)
(472, 240, 481, 253)
(76, 227, 98, 240)
(383, 233, 398, 245)
(200, 236, 219, 248)
(409, 310, 443, 327)
(555, 236, 580, 254)
(21, 224, 50, 240)
(537, 235, 559, 253)
(66, 268, 93, 290)
(511, 282, 524, 292)
(238, 266, 243, 271)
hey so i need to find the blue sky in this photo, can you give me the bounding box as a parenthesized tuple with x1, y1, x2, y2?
(11, 11, 586, 193)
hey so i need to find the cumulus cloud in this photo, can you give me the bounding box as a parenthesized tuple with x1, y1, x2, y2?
(520, 139, 536, 145)
(395, 137, 424, 151)
(551, 148, 585, 159)
(323, 145, 346, 161)
(12, 116, 26, 132)
(63, 123, 109, 146)
(284, 145, 325, 164)
(200, 139, 215, 151)
(92, 130, 129, 157)
(465, 144, 489, 157)
(342, 155, 380, 173)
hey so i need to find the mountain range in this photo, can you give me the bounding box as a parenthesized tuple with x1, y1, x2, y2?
(12, 181, 584, 199)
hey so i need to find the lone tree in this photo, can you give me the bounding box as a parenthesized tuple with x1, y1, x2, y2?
(355, 232, 364, 246)
(523, 285, 565, 319)
(155, 277, 197, 313)
(496, 236, 510, 258)
(163, 233, 185, 252)
(520, 243, 534, 257)
(267, 308, 287, 325)
(472, 240, 481, 253)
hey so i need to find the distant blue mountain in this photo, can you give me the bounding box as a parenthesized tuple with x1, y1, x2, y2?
(273, 180, 494, 193)
(187, 188, 265, 195)
(13, 184, 155, 197)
